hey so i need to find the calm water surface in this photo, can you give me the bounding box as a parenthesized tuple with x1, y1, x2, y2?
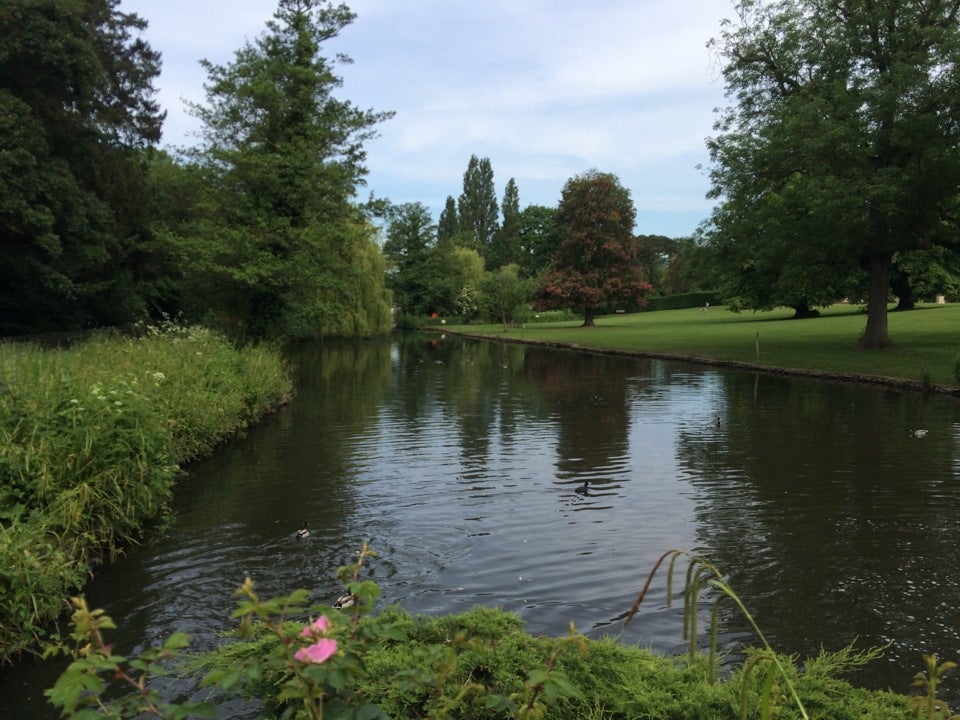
(3, 332, 960, 717)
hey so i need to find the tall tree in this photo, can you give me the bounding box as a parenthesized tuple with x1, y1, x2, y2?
(708, 0, 960, 348)
(533, 171, 652, 327)
(0, 0, 164, 334)
(488, 177, 521, 270)
(182, 0, 393, 340)
(381, 202, 483, 321)
(382, 202, 436, 317)
(437, 195, 459, 243)
(456, 154, 499, 259)
(516, 204, 561, 278)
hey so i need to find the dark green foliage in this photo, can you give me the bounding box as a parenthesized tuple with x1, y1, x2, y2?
(662, 236, 717, 295)
(382, 202, 439, 317)
(175, 0, 393, 341)
(642, 292, 720, 312)
(438, 195, 459, 243)
(487, 177, 521, 270)
(516, 204, 562, 278)
(0, 0, 164, 334)
(707, 0, 960, 348)
(457, 154, 499, 257)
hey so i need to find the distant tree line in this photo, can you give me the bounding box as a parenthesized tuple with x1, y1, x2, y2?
(381, 158, 711, 329)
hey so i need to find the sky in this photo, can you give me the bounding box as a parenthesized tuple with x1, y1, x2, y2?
(120, 0, 734, 238)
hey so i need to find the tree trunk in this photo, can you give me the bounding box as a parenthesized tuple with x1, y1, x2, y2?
(858, 254, 893, 349)
(582, 308, 596, 327)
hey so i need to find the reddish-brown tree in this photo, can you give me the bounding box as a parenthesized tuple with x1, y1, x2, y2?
(534, 170, 652, 327)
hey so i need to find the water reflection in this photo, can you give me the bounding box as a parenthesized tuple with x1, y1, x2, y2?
(3, 333, 959, 718)
(678, 372, 960, 692)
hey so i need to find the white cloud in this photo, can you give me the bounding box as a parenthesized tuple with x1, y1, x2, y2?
(121, 0, 732, 236)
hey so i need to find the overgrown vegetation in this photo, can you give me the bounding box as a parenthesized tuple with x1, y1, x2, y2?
(0, 322, 291, 662)
(44, 545, 927, 719)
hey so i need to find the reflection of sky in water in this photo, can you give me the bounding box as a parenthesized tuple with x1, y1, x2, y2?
(5, 335, 960, 718)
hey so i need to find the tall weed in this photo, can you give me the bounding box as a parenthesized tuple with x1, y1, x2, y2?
(0, 324, 290, 660)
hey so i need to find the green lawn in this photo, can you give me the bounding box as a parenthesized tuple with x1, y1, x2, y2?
(444, 303, 960, 388)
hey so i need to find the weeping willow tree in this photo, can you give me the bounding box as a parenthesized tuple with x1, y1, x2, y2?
(178, 0, 393, 340)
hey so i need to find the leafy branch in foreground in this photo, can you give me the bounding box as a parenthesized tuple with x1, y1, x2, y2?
(43, 596, 214, 719)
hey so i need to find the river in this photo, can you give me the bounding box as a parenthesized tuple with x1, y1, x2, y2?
(2, 332, 959, 717)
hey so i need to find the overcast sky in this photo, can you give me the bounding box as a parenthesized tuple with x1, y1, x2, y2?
(120, 0, 734, 238)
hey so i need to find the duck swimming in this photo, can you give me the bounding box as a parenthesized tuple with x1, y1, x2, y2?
(296, 522, 310, 539)
(334, 592, 358, 609)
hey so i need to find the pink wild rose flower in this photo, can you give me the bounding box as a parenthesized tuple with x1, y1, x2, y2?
(294, 638, 338, 664)
(301, 616, 331, 637)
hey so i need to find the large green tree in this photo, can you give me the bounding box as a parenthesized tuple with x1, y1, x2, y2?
(516, 204, 561, 278)
(487, 177, 521, 270)
(180, 0, 392, 340)
(534, 171, 652, 327)
(0, 0, 164, 334)
(457, 154, 499, 260)
(382, 202, 436, 317)
(437, 195, 459, 243)
(707, 0, 960, 347)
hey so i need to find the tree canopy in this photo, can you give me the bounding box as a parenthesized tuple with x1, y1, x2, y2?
(707, 0, 960, 347)
(487, 178, 521, 270)
(0, 0, 164, 334)
(534, 171, 652, 327)
(457, 154, 499, 259)
(173, 0, 394, 340)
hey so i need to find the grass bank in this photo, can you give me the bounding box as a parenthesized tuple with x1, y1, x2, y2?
(445, 303, 960, 391)
(0, 323, 292, 662)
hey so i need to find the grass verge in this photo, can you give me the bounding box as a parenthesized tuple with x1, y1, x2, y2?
(0, 323, 292, 662)
(443, 303, 960, 390)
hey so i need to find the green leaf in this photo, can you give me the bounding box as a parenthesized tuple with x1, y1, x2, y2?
(353, 702, 389, 720)
(543, 671, 584, 701)
(163, 631, 191, 650)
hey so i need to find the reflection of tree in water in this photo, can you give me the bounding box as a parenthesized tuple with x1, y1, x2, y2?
(674, 371, 960, 695)
(524, 350, 634, 487)
(175, 339, 396, 528)
(383, 335, 558, 479)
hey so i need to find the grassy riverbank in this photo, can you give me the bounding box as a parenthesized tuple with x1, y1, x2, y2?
(0, 323, 291, 662)
(445, 303, 960, 390)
